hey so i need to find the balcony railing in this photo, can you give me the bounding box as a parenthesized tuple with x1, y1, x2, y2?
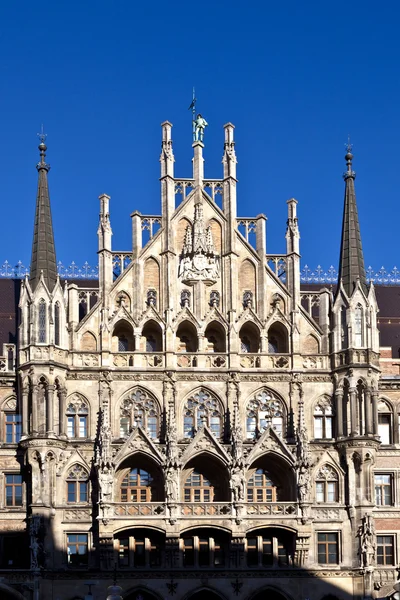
(177, 353, 228, 369)
(109, 501, 299, 519)
(113, 352, 164, 368)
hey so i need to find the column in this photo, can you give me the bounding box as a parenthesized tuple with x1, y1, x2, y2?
(32, 385, 38, 434)
(335, 389, 344, 438)
(372, 391, 379, 436)
(365, 389, 373, 435)
(350, 387, 358, 436)
(59, 389, 66, 437)
(46, 385, 54, 434)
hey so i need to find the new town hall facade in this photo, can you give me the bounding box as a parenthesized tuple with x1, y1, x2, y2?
(0, 117, 399, 600)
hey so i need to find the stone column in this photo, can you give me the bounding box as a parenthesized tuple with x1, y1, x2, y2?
(372, 391, 379, 436)
(335, 388, 344, 438)
(46, 385, 54, 434)
(32, 385, 39, 434)
(350, 387, 358, 436)
(365, 388, 373, 435)
(59, 389, 66, 437)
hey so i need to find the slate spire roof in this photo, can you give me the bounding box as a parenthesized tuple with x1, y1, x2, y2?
(29, 135, 57, 292)
(337, 143, 367, 296)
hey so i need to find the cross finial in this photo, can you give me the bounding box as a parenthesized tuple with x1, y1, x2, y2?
(37, 124, 47, 145)
(345, 134, 353, 154)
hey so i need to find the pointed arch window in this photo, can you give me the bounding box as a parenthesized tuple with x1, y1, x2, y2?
(315, 465, 339, 503)
(54, 302, 60, 346)
(38, 299, 47, 343)
(183, 390, 223, 439)
(66, 465, 89, 503)
(120, 468, 153, 502)
(66, 399, 89, 439)
(314, 398, 334, 439)
(246, 390, 284, 439)
(355, 304, 364, 348)
(120, 389, 159, 439)
(247, 469, 278, 502)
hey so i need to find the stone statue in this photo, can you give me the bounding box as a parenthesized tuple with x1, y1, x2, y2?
(231, 465, 246, 502)
(297, 463, 311, 503)
(358, 515, 376, 568)
(30, 537, 40, 571)
(193, 114, 208, 142)
(165, 467, 178, 503)
(99, 466, 113, 502)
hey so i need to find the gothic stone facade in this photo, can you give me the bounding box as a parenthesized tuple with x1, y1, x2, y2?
(0, 122, 398, 600)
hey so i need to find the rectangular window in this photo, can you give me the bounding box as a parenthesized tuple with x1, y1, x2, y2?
(314, 416, 323, 439)
(377, 535, 395, 565)
(247, 538, 258, 566)
(5, 474, 23, 507)
(378, 415, 392, 445)
(78, 416, 87, 438)
(67, 416, 75, 438)
(183, 538, 194, 567)
(375, 474, 392, 506)
(5, 414, 22, 443)
(325, 416, 333, 438)
(316, 482, 325, 503)
(317, 533, 339, 564)
(327, 482, 337, 502)
(67, 534, 88, 567)
(118, 538, 129, 567)
(67, 482, 76, 503)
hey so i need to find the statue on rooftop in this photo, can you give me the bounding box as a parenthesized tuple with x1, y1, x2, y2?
(193, 113, 208, 142)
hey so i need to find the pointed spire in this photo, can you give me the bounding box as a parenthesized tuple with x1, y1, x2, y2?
(337, 139, 367, 296)
(29, 129, 57, 292)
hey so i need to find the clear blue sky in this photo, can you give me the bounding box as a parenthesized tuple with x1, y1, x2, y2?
(1, 1, 398, 273)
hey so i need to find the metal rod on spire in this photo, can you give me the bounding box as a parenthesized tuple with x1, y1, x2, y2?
(37, 124, 47, 145)
(188, 87, 197, 140)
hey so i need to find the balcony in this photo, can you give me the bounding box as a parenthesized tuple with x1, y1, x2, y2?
(177, 353, 228, 369)
(108, 501, 299, 521)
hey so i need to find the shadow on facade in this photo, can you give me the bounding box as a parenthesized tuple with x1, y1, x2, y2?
(0, 517, 367, 600)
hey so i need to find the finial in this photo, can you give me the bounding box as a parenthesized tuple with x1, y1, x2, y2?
(343, 135, 355, 180)
(36, 126, 50, 171)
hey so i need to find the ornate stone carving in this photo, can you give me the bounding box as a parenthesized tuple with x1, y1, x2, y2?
(178, 203, 220, 284)
(358, 514, 376, 568)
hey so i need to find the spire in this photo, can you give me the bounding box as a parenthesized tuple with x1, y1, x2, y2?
(337, 140, 367, 296)
(29, 130, 57, 292)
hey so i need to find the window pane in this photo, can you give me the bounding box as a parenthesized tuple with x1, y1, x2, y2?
(327, 482, 337, 502)
(147, 416, 157, 439)
(67, 416, 75, 438)
(378, 415, 391, 444)
(314, 417, 323, 439)
(67, 482, 76, 503)
(79, 482, 88, 503)
(79, 416, 87, 438)
(316, 482, 325, 502)
(120, 417, 130, 438)
(184, 415, 194, 438)
(325, 416, 333, 438)
(246, 416, 256, 439)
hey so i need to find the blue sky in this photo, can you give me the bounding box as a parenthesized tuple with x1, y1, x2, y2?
(0, 1, 398, 274)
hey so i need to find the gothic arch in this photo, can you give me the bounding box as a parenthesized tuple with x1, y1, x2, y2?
(116, 387, 162, 440)
(242, 386, 288, 436)
(80, 330, 97, 351)
(176, 216, 193, 254)
(124, 586, 164, 600)
(179, 523, 232, 535)
(180, 387, 225, 440)
(266, 320, 289, 353)
(183, 587, 228, 600)
(246, 586, 294, 600)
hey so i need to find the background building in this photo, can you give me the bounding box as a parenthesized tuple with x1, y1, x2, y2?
(0, 119, 399, 600)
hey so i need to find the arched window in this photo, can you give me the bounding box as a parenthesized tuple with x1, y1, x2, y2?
(315, 465, 339, 503)
(142, 321, 163, 352)
(246, 390, 284, 439)
(183, 390, 223, 439)
(247, 469, 278, 502)
(115, 530, 164, 568)
(355, 304, 363, 347)
(181, 530, 226, 567)
(66, 398, 89, 439)
(176, 321, 198, 352)
(120, 389, 159, 439)
(112, 320, 134, 352)
(184, 470, 214, 502)
(314, 398, 334, 439)
(66, 465, 89, 503)
(38, 299, 47, 343)
(239, 322, 260, 353)
(267, 322, 288, 353)
(246, 528, 295, 567)
(54, 302, 60, 346)
(120, 468, 153, 502)
(378, 400, 393, 445)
